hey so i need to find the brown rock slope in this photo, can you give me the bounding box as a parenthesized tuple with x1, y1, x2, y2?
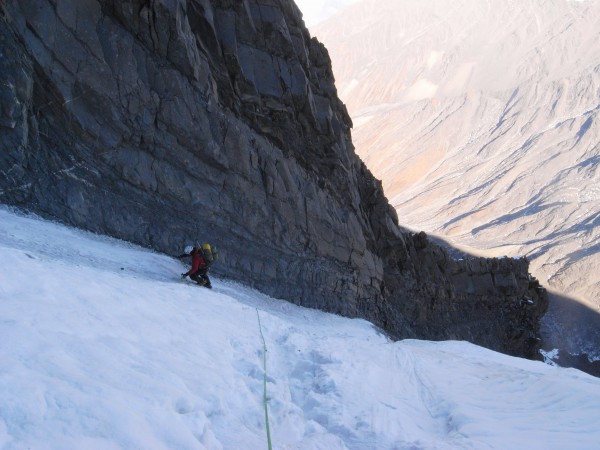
(313, 0, 599, 322)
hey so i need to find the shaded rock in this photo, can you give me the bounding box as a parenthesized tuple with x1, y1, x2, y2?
(0, 0, 548, 358)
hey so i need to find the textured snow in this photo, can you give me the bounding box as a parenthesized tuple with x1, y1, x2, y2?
(1, 206, 600, 449)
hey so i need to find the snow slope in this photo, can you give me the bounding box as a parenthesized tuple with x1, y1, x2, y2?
(311, 0, 600, 312)
(1, 205, 600, 450)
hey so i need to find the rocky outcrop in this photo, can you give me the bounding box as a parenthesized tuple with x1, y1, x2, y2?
(0, 0, 547, 358)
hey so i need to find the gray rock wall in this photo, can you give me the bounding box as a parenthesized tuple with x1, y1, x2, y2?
(0, 0, 547, 358)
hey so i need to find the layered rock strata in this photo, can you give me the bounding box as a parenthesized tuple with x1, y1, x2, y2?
(0, 0, 547, 357)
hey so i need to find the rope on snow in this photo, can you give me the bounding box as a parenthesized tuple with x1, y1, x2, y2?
(256, 309, 273, 450)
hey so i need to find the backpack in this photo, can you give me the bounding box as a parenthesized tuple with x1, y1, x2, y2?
(201, 243, 217, 265)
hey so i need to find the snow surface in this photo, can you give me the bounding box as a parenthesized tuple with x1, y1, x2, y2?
(1, 205, 600, 450)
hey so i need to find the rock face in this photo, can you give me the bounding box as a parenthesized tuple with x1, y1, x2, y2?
(0, 0, 547, 358)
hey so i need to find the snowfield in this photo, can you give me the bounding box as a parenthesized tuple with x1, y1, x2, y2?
(1, 206, 599, 450)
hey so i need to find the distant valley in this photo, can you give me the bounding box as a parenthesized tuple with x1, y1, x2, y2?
(312, 0, 600, 319)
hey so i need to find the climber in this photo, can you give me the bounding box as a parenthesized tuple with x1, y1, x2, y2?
(179, 244, 212, 288)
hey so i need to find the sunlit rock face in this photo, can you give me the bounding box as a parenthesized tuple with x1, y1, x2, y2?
(313, 0, 600, 313)
(0, 0, 548, 358)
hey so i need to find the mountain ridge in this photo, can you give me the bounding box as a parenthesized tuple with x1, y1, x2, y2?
(312, 0, 599, 320)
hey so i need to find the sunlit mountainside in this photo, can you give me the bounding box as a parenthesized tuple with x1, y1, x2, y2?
(312, 0, 600, 312)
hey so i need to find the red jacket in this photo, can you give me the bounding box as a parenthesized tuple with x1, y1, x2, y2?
(185, 250, 207, 275)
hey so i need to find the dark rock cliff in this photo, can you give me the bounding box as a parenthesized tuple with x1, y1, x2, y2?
(0, 0, 547, 358)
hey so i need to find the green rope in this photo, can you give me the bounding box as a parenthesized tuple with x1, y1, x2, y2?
(256, 309, 273, 450)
